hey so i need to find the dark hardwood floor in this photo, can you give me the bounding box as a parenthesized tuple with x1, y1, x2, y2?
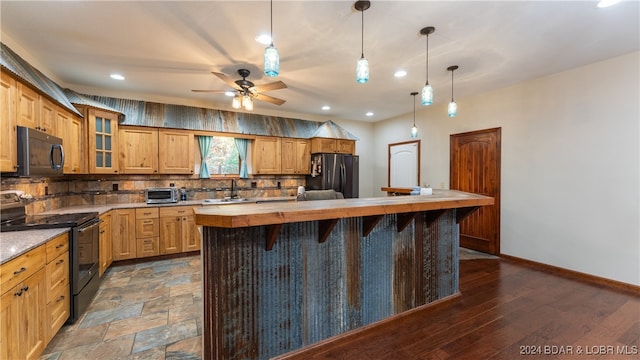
(277, 258, 640, 359)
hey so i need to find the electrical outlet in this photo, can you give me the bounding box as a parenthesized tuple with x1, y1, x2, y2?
(112, 183, 119, 191)
(277, 182, 281, 189)
(251, 182, 257, 188)
(440, 181, 445, 189)
(44, 186, 48, 195)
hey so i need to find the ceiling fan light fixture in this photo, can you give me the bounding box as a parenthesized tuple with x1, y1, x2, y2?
(410, 91, 418, 138)
(242, 95, 254, 111)
(420, 26, 435, 106)
(232, 95, 241, 109)
(354, 1, 370, 84)
(447, 65, 459, 117)
(264, 0, 279, 77)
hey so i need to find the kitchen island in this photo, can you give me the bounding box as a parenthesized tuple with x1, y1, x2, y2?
(195, 190, 493, 360)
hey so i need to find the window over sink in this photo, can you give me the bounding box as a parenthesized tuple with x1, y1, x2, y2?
(202, 136, 240, 176)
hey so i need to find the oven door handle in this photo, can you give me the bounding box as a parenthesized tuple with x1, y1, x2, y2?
(78, 219, 100, 232)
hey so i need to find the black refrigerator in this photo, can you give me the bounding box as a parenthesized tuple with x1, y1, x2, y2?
(306, 153, 359, 198)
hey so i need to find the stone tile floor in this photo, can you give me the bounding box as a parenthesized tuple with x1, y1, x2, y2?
(39, 248, 493, 359)
(39, 255, 202, 360)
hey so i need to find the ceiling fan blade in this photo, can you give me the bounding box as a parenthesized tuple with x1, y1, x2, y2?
(252, 81, 287, 93)
(191, 89, 229, 93)
(212, 71, 242, 90)
(253, 93, 286, 106)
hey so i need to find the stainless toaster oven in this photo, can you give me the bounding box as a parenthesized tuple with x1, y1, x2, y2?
(145, 187, 179, 204)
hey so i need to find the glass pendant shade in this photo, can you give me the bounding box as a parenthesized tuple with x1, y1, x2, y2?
(411, 125, 418, 138)
(448, 101, 457, 117)
(421, 84, 433, 106)
(356, 56, 369, 84)
(232, 96, 241, 109)
(242, 95, 253, 111)
(264, 44, 279, 77)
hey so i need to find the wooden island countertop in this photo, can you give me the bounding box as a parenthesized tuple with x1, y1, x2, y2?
(194, 189, 493, 228)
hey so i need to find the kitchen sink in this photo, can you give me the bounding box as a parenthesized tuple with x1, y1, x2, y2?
(203, 198, 251, 204)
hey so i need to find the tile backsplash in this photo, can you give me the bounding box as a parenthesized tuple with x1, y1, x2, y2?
(1, 175, 304, 214)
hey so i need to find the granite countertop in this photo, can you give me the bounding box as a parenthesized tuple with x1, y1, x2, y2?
(0, 196, 296, 264)
(0, 228, 70, 265)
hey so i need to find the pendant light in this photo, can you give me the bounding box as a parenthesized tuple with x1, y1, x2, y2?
(410, 91, 418, 138)
(420, 26, 435, 106)
(263, 0, 279, 77)
(447, 65, 458, 117)
(354, 1, 370, 84)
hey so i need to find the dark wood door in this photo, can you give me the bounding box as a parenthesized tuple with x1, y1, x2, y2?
(450, 128, 501, 254)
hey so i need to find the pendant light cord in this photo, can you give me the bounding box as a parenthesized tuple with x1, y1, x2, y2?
(451, 69, 454, 101)
(413, 94, 416, 126)
(360, 7, 365, 58)
(425, 34, 429, 85)
(270, 0, 274, 46)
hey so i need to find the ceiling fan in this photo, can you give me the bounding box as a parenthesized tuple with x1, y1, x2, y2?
(192, 68, 287, 106)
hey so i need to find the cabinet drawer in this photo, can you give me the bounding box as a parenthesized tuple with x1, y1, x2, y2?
(136, 237, 159, 258)
(136, 218, 159, 238)
(136, 207, 159, 219)
(0, 245, 45, 295)
(45, 252, 69, 303)
(47, 281, 70, 341)
(46, 233, 69, 263)
(159, 206, 193, 218)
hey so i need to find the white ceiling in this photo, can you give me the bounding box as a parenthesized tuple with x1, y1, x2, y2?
(1, 1, 638, 123)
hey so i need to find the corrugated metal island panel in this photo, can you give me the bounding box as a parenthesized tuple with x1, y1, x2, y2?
(201, 209, 459, 360)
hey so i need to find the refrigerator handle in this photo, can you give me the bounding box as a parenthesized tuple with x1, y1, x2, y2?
(340, 163, 346, 194)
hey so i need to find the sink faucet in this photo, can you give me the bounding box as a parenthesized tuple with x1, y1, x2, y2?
(230, 179, 238, 199)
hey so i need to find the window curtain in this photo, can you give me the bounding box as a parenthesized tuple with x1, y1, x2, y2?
(234, 138, 249, 179)
(197, 136, 213, 178)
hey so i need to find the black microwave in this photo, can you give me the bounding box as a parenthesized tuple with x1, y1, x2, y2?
(15, 126, 64, 177)
(145, 187, 179, 204)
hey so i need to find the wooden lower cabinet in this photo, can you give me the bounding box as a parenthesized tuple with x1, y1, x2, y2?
(1, 246, 47, 360)
(112, 209, 136, 260)
(136, 208, 160, 258)
(99, 212, 113, 277)
(44, 233, 70, 342)
(159, 206, 200, 255)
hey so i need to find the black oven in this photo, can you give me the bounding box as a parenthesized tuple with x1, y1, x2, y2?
(1, 195, 100, 323)
(71, 217, 101, 322)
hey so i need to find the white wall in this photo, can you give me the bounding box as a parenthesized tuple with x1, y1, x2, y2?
(373, 52, 640, 285)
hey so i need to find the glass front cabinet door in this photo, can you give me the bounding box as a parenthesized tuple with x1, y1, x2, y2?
(88, 109, 119, 174)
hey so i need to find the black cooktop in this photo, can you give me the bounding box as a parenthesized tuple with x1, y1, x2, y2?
(0, 212, 99, 232)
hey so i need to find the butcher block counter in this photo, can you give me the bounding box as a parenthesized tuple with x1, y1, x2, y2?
(195, 190, 493, 360)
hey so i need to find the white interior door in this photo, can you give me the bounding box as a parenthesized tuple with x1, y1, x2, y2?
(389, 140, 420, 187)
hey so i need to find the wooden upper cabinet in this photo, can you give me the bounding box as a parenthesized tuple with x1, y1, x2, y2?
(158, 128, 194, 174)
(281, 138, 310, 174)
(39, 97, 58, 137)
(16, 82, 39, 130)
(58, 108, 86, 175)
(119, 126, 159, 174)
(336, 139, 355, 154)
(310, 138, 355, 155)
(0, 72, 18, 172)
(253, 136, 281, 174)
(310, 137, 336, 153)
(86, 108, 119, 174)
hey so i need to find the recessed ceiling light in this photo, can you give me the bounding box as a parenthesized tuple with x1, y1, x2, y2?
(322, 105, 331, 111)
(224, 91, 236, 97)
(110, 74, 125, 80)
(394, 70, 407, 78)
(366, 112, 374, 117)
(255, 34, 272, 45)
(597, 0, 621, 7)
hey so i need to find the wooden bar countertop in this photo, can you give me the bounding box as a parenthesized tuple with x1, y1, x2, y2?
(195, 189, 493, 228)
